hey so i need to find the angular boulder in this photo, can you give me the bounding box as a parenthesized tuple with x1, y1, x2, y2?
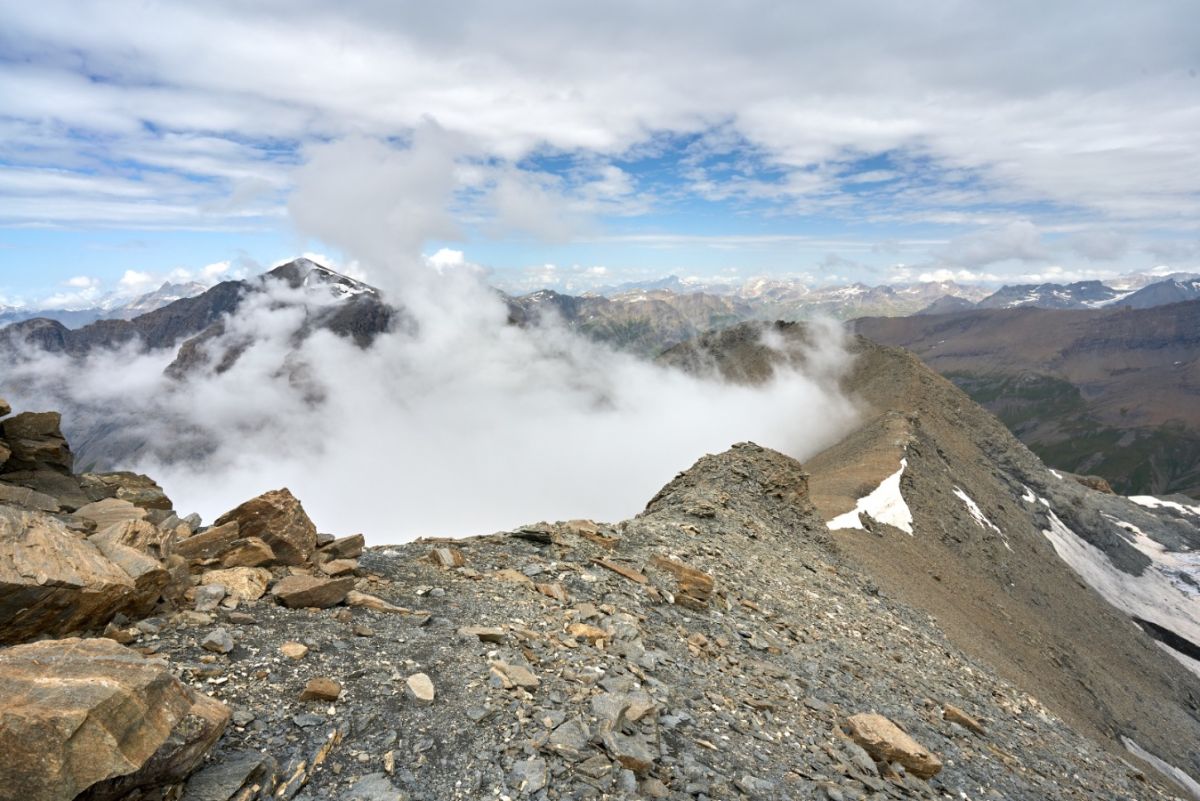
(0, 506, 139, 643)
(845, 713, 943, 779)
(80, 471, 174, 510)
(93, 518, 176, 560)
(271, 574, 356, 608)
(0, 411, 73, 473)
(219, 536, 275, 567)
(319, 533, 365, 560)
(199, 567, 272, 601)
(176, 521, 240, 563)
(74, 497, 148, 530)
(90, 537, 169, 617)
(0, 482, 61, 512)
(214, 488, 317, 566)
(0, 637, 229, 801)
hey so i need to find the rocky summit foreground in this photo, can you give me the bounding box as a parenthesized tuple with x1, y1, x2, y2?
(1, 394, 1196, 801)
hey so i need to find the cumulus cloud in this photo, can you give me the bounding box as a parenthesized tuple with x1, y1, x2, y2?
(4, 134, 862, 541)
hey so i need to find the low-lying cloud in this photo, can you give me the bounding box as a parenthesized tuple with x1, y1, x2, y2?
(4, 135, 862, 542)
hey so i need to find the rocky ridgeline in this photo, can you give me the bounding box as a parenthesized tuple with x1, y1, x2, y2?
(0, 398, 1184, 801)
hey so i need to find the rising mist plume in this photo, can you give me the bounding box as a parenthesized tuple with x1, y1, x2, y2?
(5, 132, 862, 541)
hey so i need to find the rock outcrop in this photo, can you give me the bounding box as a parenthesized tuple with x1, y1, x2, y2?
(0, 506, 141, 644)
(213, 488, 317, 566)
(0, 637, 228, 801)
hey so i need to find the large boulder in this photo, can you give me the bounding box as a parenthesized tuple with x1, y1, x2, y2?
(0, 637, 229, 801)
(0, 506, 145, 643)
(92, 518, 177, 561)
(271, 574, 355, 608)
(0, 469, 90, 511)
(0, 411, 73, 473)
(80, 471, 174, 510)
(214, 488, 317, 566)
(74, 497, 148, 530)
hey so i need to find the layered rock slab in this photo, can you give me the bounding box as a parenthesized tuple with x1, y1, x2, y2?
(0, 637, 228, 801)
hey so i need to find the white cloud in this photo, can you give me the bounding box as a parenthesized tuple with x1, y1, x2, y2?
(0, 0, 1196, 247)
(937, 221, 1049, 268)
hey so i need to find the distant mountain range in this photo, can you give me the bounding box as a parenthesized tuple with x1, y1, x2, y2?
(7, 267, 1198, 334)
(0, 280, 209, 328)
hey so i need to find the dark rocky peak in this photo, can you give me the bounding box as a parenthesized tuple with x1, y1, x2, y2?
(262, 258, 380, 301)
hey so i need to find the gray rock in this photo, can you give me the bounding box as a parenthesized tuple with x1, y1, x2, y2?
(194, 584, 227, 613)
(508, 757, 548, 795)
(201, 627, 234, 654)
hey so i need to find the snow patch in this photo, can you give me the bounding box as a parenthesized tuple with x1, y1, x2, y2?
(1120, 737, 1200, 801)
(1020, 485, 1037, 504)
(828, 459, 913, 535)
(954, 487, 1010, 550)
(1102, 513, 1200, 598)
(1039, 500, 1200, 670)
(1049, 469, 1064, 480)
(1130, 496, 1200, 518)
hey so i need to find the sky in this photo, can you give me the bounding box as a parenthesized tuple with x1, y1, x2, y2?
(1, 0, 1199, 307)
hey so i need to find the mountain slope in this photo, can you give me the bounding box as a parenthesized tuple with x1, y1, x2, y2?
(660, 323, 1200, 796)
(0, 400, 1190, 800)
(854, 301, 1200, 497)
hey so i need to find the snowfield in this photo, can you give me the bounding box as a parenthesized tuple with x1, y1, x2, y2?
(828, 458, 914, 535)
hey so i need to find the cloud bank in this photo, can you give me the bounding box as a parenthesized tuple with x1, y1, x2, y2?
(4, 135, 862, 541)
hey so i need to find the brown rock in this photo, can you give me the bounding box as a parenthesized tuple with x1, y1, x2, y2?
(319, 558, 359, 576)
(199, 567, 272, 601)
(345, 590, 409, 613)
(537, 582, 571, 603)
(0, 411, 72, 472)
(567, 622, 608, 643)
(0, 506, 139, 644)
(320, 533, 365, 560)
(564, 519, 620, 549)
(492, 568, 534, 586)
(176, 521, 240, 563)
(846, 713, 943, 779)
(1072, 474, 1115, 494)
(214, 488, 317, 566)
(74, 497, 148, 530)
(0, 397, 10, 416)
(90, 536, 169, 617)
(271, 574, 356, 608)
(650, 555, 714, 609)
(280, 641, 309, 660)
(593, 558, 649, 585)
(429, 545, 465, 568)
(0, 637, 228, 801)
(80, 471, 173, 510)
(219, 536, 276, 568)
(93, 518, 176, 560)
(299, 677, 342, 702)
(943, 703, 987, 736)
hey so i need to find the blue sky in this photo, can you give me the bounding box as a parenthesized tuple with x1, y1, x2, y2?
(2, 1, 1199, 306)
